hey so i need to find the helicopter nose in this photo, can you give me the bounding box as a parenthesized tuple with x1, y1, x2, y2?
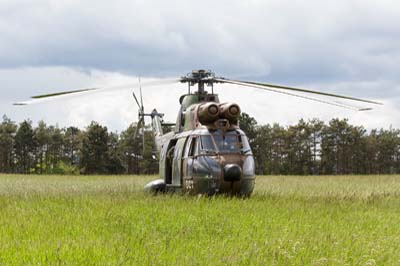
(223, 164, 242, 182)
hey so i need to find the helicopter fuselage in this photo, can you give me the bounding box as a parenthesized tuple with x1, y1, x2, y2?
(146, 92, 256, 196)
(159, 127, 255, 195)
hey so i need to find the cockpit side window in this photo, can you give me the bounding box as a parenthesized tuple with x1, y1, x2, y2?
(239, 134, 252, 154)
(189, 137, 198, 157)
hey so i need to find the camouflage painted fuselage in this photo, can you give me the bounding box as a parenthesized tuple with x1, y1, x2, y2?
(150, 92, 255, 196)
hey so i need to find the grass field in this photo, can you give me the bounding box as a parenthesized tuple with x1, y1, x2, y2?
(0, 175, 400, 265)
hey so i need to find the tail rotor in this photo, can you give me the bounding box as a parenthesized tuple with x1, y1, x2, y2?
(132, 78, 146, 156)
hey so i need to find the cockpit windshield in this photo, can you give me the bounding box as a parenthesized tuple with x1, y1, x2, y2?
(199, 130, 252, 154)
(213, 134, 240, 153)
(200, 135, 216, 153)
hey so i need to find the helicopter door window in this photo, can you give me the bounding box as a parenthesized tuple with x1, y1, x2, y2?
(184, 137, 192, 158)
(189, 137, 199, 157)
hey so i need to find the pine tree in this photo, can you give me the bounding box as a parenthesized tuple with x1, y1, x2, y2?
(80, 122, 110, 174)
(14, 120, 35, 174)
(0, 116, 17, 173)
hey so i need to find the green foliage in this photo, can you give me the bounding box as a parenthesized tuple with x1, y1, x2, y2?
(0, 116, 17, 173)
(1, 114, 400, 175)
(0, 174, 399, 265)
(241, 113, 400, 175)
(80, 122, 110, 174)
(14, 120, 35, 174)
(119, 123, 158, 175)
(51, 161, 80, 175)
(239, 112, 257, 142)
(63, 126, 81, 166)
(119, 123, 140, 174)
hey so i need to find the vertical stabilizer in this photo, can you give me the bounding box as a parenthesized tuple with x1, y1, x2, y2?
(151, 109, 165, 153)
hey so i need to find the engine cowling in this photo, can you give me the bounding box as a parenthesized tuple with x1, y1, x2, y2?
(197, 103, 220, 124)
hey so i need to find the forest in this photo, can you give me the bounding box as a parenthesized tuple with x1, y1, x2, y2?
(0, 114, 399, 175)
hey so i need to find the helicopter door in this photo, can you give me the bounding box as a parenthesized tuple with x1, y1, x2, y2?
(171, 138, 186, 186)
(182, 137, 193, 180)
(162, 139, 177, 185)
(183, 136, 198, 180)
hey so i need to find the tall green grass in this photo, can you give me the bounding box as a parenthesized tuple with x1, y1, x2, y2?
(0, 174, 399, 265)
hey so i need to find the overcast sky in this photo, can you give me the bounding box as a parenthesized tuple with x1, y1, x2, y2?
(1, 0, 399, 131)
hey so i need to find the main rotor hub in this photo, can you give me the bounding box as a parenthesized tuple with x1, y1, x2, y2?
(180, 69, 222, 94)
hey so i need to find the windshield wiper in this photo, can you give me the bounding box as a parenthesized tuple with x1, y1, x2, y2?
(202, 149, 217, 154)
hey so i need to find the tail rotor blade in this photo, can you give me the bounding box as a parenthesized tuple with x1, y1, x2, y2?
(132, 92, 142, 110)
(139, 77, 144, 112)
(142, 121, 145, 155)
(133, 118, 143, 140)
(133, 117, 146, 155)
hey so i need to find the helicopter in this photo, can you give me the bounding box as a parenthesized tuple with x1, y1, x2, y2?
(14, 69, 382, 196)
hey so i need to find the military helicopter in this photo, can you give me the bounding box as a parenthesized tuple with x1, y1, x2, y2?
(15, 69, 382, 196)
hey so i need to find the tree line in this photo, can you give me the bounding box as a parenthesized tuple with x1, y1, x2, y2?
(0, 114, 399, 175)
(239, 114, 400, 175)
(0, 116, 158, 175)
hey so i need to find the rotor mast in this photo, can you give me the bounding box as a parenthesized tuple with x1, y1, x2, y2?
(180, 69, 220, 94)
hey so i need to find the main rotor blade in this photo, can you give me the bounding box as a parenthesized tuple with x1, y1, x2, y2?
(31, 88, 97, 99)
(216, 78, 383, 105)
(217, 79, 371, 111)
(15, 78, 179, 105)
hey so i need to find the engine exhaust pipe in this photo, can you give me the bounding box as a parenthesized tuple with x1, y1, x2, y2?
(220, 103, 241, 124)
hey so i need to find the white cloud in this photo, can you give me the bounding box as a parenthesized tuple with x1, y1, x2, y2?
(0, 0, 399, 130)
(1, 0, 399, 78)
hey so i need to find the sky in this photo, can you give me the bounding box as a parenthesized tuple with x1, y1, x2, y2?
(0, 0, 399, 131)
